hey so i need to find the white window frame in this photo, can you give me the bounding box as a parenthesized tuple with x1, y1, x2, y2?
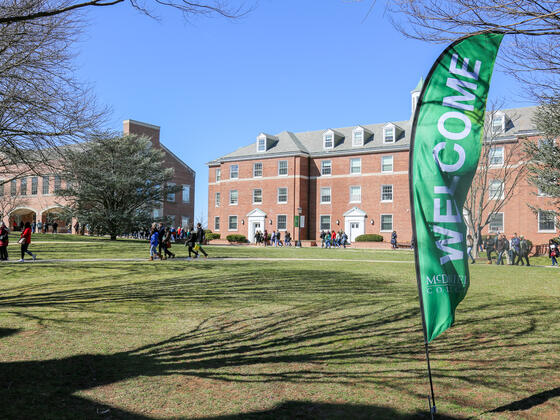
(215, 192, 221, 207)
(230, 164, 239, 179)
(488, 146, 504, 167)
(320, 215, 331, 231)
(352, 128, 364, 147)
(492, 114, 505, 134)
(20, 177, 27, 196)
(228, 215, 238, 231)
(538, 210, 556, 233)
(29, 177, 37, 196)
(216, 168, 221, 182)
(42, 175, 50, 195)
(277, 187, 288, 204)
(182, 184, 191, 203)
(11, 179, 17, 196)
(253, 188, 263, 204)
(277, 214, 287, 231)
(350, 158, 361, 174)
(54, 175, 62, 193)
(278, 160, 288, 176)
(214, 216, 220, 231)
(489, 180, 504, 200)
(323, 132, 334, 150)
(321, 160, 332, 176)
(166, 182, 176, 202)
(383, 125, 395, 143)
(381, 184, 393, 202)
(229, 190, 238, 206)
(488, 212, 504, 233)
(320, 187, 331, 204)
(380, 214, 393, 232)
(253, 162, 263, 178)
(257, 136, 266, 152)
(349, 185, 361, 203)
(381, 155, 394, 173)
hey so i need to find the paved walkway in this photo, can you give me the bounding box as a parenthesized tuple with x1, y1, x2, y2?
(2, 257, 414, 264)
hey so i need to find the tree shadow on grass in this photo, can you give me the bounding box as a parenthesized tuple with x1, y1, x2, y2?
(488, 386, 560, 413)
(0, 264, 558, 418)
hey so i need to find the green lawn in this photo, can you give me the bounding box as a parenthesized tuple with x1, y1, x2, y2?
(0, 239, 558, 419)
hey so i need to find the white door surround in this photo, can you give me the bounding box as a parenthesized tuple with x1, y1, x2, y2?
(247, 208, 267, 243)
(343, 207, 367, 242)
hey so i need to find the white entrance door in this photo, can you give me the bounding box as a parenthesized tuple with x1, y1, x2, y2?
(350, 222, 362, 242)
(249, 221, 262, 243)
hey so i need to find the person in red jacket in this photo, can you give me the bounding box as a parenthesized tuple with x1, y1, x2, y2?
(19, 221, 36, 262)
(0, 221, 9, 261)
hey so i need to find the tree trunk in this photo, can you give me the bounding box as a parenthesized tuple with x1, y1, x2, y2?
(110, 234, 117, 241)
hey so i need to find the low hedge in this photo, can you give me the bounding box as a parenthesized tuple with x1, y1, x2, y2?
(206, 232, 220, 241)
(354, 234, 384, 242)
(226, 234, 247, 243)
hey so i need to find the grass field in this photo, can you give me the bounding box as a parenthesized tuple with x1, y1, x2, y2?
(0, 236, 558, 419)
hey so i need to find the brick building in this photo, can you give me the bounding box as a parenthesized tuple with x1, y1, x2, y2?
(1, 119, 195, 232)
(207, 86, 556, 245)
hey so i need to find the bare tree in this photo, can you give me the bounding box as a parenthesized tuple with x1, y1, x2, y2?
(463, 106, 528, 256)
(0, 0, 252, 24)
(379, 0, 560, 98)
(0, 3, 106, 175)
(0, 184, 26, 226)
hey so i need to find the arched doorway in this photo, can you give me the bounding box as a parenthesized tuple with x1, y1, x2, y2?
(9, 207, 37, 231)
(40, 206, 71, 233)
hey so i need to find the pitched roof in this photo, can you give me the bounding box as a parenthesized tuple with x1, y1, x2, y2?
(208, 105, 538, 165)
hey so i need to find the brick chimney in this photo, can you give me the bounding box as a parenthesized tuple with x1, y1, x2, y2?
(123, 119, 160, 147)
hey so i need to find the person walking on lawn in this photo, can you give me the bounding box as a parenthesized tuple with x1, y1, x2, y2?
(161, 226, 175, 259)
(195, 223, 208, 258)
(18, 222, 36, 262)
(149, 227, 160, 260)
(0, 222, 9, 261)
(185, 227, 198, 259)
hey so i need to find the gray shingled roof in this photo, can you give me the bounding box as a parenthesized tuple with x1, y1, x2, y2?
(208, 105, 538, 165)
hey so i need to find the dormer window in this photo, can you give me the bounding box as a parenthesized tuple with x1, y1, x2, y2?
(324, 133, 334, 149)
(383, 125, 395, 143)
(352, 128, 364, 147)
(257, 137, 266, 152)
(256, 133, 278, 152)
(491, 113, 506, 134)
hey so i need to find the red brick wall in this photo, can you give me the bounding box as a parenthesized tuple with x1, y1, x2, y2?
(208, 136, 557, 245)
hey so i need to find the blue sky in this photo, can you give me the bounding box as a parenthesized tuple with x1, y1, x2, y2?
(77, 0, 533, 222)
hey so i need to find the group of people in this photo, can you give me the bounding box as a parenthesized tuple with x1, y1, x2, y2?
(148, 222, 208, 261)
(254, 230, 292, 246)
(0, 221, 38, 262)
(320, 230, 348, 248)
(466, 232, 531, 266)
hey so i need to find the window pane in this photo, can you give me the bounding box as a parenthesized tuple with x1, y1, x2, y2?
(167, 182, 175, 202)
(381, 214, 393, 231)
(0, 180, 3, 196)
(31, 177, 38, 195)
(278, 160, 288, 175)
(489, 180, 504, 200)
(20, 178, 27, 196)
(11, 180, 16, 196)
(216, 169, 221, 181)
(539, 211, 555, 231)
(350, 186, 361, 202)
(381, 185, 393, 201)
(489, 213, 504, 232)
(253, 189, 262, 204)
(42, 176, 50, 194)
(320, 215, 331, 231)
(54, 175, 61, 193)
(321, 160, 332, 176)
(350, 158, 361, 174)
(258, 138, 266, 151)
(382, 156, 393, 172)
(230, 165, 239, 179)
(214, 216, 220, 230)
(384, 127, 394, 142)
(278, 187, 288, 203)
(229, 216, 238, 230)
(353, 130, 363, 146)
(320, 187, 331, 203)
(277, 215, 287, 230)
(489, 147, 504, 165)
(215, 192, 220, 207)
(182, 185, 191, 203)
(230, 190, 238, 205)
(253, 162, 263, 177)
(324, 134, 333, 148)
